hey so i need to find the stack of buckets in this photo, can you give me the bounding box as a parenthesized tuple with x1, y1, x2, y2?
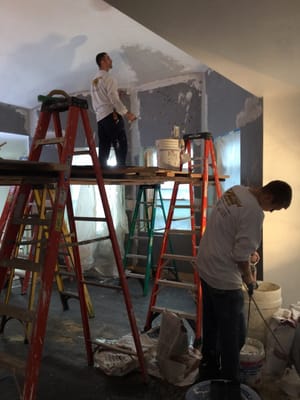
(240, 281, 282, 388)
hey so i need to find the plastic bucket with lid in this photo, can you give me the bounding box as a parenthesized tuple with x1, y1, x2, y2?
(244, 281, 282, 346)
(185, 380, 261, 399)
(240, 337, 265, 388)
(155, 139, 182, 170)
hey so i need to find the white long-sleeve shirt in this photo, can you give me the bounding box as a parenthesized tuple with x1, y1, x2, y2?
(196, 185, 264, 290)
(90, 70, 128, 122)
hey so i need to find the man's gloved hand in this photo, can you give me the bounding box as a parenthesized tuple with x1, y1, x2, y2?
(247, 281, 259, 297)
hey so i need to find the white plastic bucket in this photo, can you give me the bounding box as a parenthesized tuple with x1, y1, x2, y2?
(156, 139, 181, 170)
(240, 337, 265, 388)
(244, 281, 282, 346)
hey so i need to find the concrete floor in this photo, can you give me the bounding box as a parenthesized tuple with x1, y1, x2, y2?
(0, 276, 292, 400)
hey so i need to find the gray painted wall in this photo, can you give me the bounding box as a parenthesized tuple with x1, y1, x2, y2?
(0, 102, 30, 135)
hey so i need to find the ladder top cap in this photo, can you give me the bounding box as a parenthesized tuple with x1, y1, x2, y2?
(183, 132, 213, 141)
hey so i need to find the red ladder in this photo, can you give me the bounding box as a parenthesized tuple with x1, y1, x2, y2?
(144, 132, 222, 345)
(0, 91, 147, 400)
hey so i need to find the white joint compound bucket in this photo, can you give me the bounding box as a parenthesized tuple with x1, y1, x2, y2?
(156, 139, 182, 170)
(240, 337, 265, 388)
(244, 281, 282, 346)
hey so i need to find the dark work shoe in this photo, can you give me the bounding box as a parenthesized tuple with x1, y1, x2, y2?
(198, 361, 220, 382)
(210, 380, 227, 400)
(227, 380, 242, 400)
(210, 380, 242, 400)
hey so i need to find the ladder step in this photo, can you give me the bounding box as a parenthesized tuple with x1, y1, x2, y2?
(59, 290, 79, 300)
(170, 216, 192, 222)
(73, 150, 90, 156)
(125, 254, 147, 260)
(0, 257, 42, 272)
(74, 216, 106, 222)
(126, 271, 145, 279)
(157, 279, 196, 291)
(13, 217, 51, 226)
(167, 229, 200, 235)
(0, 303, 35, 323)
(151, 306, 196, 321)
(56, 270, 75, 277)
(81, 279, 122, 290)
(162, 253, 196, 262)
(130, 235, 149, 241)
(34, 137, 65, 147)
(0, 352, 26, 374)
(67, 236, 110, 246)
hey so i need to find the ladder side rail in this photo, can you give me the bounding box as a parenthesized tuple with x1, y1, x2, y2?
(80, 109, 148, 380)
(143, 188, 157, 296)
(64, 188, 93, 364)
(23, 179, 70, 400)
(28, 112, 52, 161)
(0, 183, 34, 290)
(123, 186, 143, 268)
(157, 186, 179, 281)
(144, 182, 180, 331)
(23, 108, 79, 399)
(209, 140, 222, 198)
(200, 139, 210, 237)
(0, 186, 19, 242)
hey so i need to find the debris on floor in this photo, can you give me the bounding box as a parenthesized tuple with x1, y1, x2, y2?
(94, 310, 201, 386)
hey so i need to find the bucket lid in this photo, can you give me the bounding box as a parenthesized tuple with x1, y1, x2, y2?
(185, 380, 261, 400)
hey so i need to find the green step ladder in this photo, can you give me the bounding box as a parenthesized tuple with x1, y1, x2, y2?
(123, 184, 178, 295)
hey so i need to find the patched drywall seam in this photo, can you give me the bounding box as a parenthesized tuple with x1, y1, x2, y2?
(236, 97, 263, 128)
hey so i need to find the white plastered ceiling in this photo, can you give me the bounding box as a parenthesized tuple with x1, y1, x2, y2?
(2, 0, 300, 109)
(0, 0, 207, 108)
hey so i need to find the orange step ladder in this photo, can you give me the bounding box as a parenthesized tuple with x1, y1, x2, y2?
(144, 132, 222, 346)
(0, 90, 147, 400)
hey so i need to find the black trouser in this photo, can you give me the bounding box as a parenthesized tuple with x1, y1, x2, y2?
(97, 112, 127, 167)
(200, 279, 246, 382)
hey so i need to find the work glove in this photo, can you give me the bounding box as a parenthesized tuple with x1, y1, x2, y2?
(247, 281, 258, 297)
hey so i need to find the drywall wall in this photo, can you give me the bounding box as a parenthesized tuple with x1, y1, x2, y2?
(263, 91, 300, 307)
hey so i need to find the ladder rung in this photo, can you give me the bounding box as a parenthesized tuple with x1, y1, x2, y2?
(171, 216, 192, 222)
(0, 352, 26, 373)
(34, 137, 65, 147)
(0, 258, 42, 272)
(13, 217, 51, 226)
(73, 150, 90, 156)
(59, 290, 79, 300)
(126, 271, 145, 279)
(0, 303, 35, 323)
(125, 254, 147, 260)
(74, 216, 107, 222)
(167, 229, 199, 235)
(57, 270, 75, 277)
(173, 205, 198, 210)
(151, 306, 196, 321)
(67, 236, 110, 247)
(162, 254, 196, 262)
(81, 279, 122, 290)
(129, 235, 149, 241)
(157, 279, 196, 291)
(16, 238, 47, 247)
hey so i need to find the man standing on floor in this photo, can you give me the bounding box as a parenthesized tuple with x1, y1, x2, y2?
(196, 180, 292, 399)
(91, 52, 136, 167)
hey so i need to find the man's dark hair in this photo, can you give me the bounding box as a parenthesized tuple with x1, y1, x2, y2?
(262, 180, 292, 208)
(96, 52, 107, 66)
